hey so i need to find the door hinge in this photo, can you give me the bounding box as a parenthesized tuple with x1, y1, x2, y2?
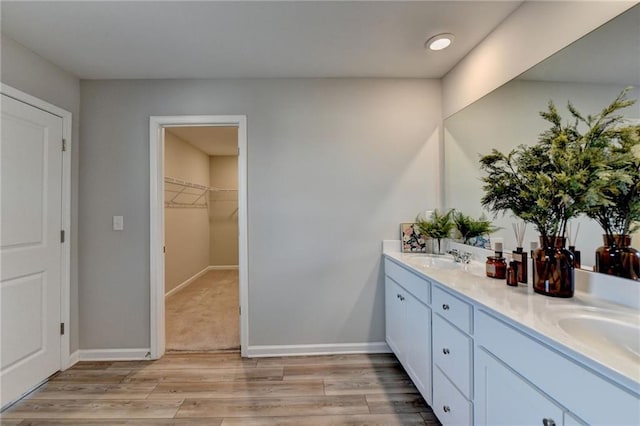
(163, 246, 166, 253)
(60, 323, 65, 335)
(60, 230, 65, 243)
(62, 138, 67, 152)
(239, 306, 241, 316)
(237, 147, 240, 156)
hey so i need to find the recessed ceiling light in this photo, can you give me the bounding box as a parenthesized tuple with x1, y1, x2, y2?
(425, 33, 455, 51)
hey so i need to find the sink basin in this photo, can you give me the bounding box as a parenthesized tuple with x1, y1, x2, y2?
(557, 314, 640, 362)
(407, 255, 460, 270)
(462, 261, 487, 278)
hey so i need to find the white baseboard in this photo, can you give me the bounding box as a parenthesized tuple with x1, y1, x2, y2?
(78, 348, 151, 361)
(245, 342, 391, 358)
(66, 350, 80, 369)
(165, 266, 210, 298)
(208, 265, 239, 270)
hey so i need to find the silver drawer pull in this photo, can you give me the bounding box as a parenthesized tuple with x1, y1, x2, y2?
(442, 348, 450, 355)
(442, 304, 450, 310)
(443, 405, 451, 413)
(542, 419, 556, 426)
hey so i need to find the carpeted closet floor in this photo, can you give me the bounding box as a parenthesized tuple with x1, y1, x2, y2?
(166, 269, 239, 352)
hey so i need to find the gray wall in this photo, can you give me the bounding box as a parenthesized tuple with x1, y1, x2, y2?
(79, 78, 441, 349)
(1, 34, 81, 352)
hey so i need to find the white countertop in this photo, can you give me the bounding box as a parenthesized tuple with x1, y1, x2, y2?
(383, 248, 640, 394)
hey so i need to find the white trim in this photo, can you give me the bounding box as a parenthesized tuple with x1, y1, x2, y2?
(150, 115, 249, 360)
(208, 265, 239, 271)
(67, 351, 80, 369)
(245, 342, 391, 358)
(164, 266, 210, 298)
(0, 84, 73, 372)
(78, 349, 151, 362)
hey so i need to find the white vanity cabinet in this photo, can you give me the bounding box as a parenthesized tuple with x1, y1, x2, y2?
(476, 310, 640, 426)
(383, 254, 640, 426)
(384, 259, 432, 404)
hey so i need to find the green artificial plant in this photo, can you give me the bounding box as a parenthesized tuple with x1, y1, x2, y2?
(575, 90, 640, 243)
(480, 88, 640, 249)
(453, 211, 499, 244)
(415, 209, 454, 254)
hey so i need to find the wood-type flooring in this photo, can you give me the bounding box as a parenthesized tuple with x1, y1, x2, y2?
(1, 353, 441, 425)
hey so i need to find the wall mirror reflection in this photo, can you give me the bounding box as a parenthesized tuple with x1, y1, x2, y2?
(444, 4, 640, 273)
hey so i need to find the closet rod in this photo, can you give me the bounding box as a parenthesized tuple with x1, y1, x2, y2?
(165, 176, 237, 192)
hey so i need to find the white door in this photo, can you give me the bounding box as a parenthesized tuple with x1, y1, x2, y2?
(1, 94, 64, 407)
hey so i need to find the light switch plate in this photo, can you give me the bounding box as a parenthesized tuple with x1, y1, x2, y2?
(113, 215, 124, 231)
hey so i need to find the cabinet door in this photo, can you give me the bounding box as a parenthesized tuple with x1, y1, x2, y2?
(385, 277, 405, 361)
(405, 294, 432, 404)
(475, 348, 563, 426)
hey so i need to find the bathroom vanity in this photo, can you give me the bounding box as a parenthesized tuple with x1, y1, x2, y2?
(383, 245, 640, 426)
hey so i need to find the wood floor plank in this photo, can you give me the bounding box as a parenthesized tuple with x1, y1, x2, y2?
(283, 364, 406, 381)
(176, 395, 369, 418)
(67, 361, 116, 370)
(0, 419, 23, 425)
(49, 369, 133, 383)
(148, 380, 324, 399)
(366, 393, 428, 414)
(111, 354, 257, 371)
(324, 375, 419, 396)
(1, 354, 439, 425)
(11, 419, 222, 425)
(123, 367, 283, 383)
(0, 400, 181, 419)
(421, 410, 443, 425)
(28, 383, 156, 400)
(256, 353, 399, 368)
(219, 413, 428, 425)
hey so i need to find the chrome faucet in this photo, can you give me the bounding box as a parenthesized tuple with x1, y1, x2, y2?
(447, 248, 473, 264)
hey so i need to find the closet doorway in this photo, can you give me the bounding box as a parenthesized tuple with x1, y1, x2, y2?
(150, 115, 248, 359)
(163, 126, 239, 352)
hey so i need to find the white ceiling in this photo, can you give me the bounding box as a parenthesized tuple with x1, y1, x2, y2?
(166, 126, 238, 156)
(0, 1, 522, 79)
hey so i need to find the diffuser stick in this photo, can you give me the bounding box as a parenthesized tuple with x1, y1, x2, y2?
(512, 222, 526, 248)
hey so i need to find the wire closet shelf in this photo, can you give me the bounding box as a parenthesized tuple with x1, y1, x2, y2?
(164, 176, 236, 208)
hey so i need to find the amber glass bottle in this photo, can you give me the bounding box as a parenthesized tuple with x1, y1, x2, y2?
(486, 242, 507, 279)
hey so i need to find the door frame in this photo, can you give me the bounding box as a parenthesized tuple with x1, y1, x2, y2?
(1, 83, 73, 369)
(149, 115, 248, 358)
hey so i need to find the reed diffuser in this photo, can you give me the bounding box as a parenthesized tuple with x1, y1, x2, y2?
(512, 222, 527, 284)
(567, 222, 581, 268)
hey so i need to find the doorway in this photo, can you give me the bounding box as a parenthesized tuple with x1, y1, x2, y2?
(163, 126, 239, 351)
(150, 115, 248, 359)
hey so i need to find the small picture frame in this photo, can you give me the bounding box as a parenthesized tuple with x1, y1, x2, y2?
(400, 223, 427, 253)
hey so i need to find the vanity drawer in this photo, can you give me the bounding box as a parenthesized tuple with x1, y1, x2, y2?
(433, 313, 473, 398)
(432, 285, 472, 333)
(384, 258, 430, 305)
(433, 365, 473, 426)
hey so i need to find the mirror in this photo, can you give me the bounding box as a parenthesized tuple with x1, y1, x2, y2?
(444, 5, 640, 269)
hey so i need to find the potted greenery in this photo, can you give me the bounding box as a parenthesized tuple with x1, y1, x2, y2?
(479, 101, 603, 297)
(576, 90, 640, 279)
(415, 209, 454, 255)
(453, 211, 498, 245)
(480, 89, 640, 293)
